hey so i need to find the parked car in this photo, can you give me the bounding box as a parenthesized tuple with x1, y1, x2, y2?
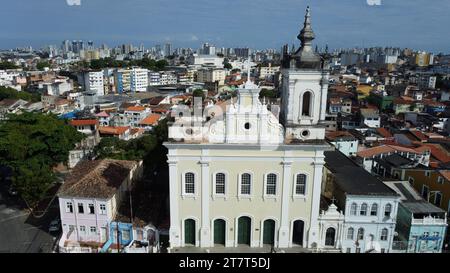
(48, 219, 61, 233)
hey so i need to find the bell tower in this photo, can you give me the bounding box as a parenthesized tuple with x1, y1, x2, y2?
(280, 6, 329, 141)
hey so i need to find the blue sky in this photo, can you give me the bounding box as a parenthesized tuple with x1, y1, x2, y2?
(1, 0, 449, 53)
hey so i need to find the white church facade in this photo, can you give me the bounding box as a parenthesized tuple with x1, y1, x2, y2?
(164, 7, 334, 249)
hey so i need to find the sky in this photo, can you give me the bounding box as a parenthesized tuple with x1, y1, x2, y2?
(0, 0, 449, 53)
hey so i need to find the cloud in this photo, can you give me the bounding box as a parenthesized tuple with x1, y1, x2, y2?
(190, 35, 199, 41)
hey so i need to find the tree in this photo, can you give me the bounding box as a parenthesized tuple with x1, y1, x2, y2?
(224, 62, 232, 69)
(0, 61, 19, 70)
(259, 89, 277, 99)
(193, 89, 205, 100)
(36, 61, 51, 71)
(231, 68, 241, 74)
(0, 112, 84, 207)
(0, 86, 41, 102)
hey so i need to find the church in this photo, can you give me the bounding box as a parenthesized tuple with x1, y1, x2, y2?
(164, 7, 332, 249)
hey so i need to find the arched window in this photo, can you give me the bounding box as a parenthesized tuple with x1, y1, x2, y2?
(302, 91, 312, 116)
(347, 227, 354, 240)
(380, 228, 388, 241)
(215, 173, 226, 195)
(360, 203, 368, 216)
(184, 172, 195, 194)
(384, 204, 392, 217)
(357, 228, 365, 240)
(240, 173, 251, 195)
(370, 204, 378, 216)
(295, 174, 307, 195)
(350, 203, 357, 216)
(266, 173, 277, 195)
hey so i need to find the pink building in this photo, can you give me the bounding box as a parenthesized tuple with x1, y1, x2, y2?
(57, 159, 143, 251)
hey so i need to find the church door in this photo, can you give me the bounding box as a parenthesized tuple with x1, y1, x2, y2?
(292, 220, 304, 246)
(325, 227, 336, 246)
(263, 220, 275, 245)
(214, 219, 226, 245)
(238, 217, 251, 245)
(184, 219, 195, 245)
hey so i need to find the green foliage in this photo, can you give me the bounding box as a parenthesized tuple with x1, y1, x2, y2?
(0, 61, 19, 69)
(224, 62, 232, 69)
(0, 86, 41, 102)
(0, 112, 84, 207)
(259, 89, 277, 99)
(36, 61, 51, 71)
(193, 89, 205, 99)
(231, 68, 241, 74)
(94, 134, 157, 161)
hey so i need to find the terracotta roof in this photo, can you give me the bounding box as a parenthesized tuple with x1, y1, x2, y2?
(409, 130, 428, 141)
(139, 114, 161, 125)
(325, 131, 355, 141)
(130, 128, 145, 135)
(376, 128, 393, 138)
(357, 145, 430, 158)
(70, 119, 99, 126)
(99, 126, 129, 135)
(421, 144, 450, 163)
(58, 159, 138, 199)
(126, 106, 147, 112)
(95, 111, 109, 118)
(439, 170, 450, 181)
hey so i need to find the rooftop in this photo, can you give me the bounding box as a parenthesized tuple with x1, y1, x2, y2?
(69, 119, 99, 126)
(58, 159, 139, 199)
(325, 150, 398, 197)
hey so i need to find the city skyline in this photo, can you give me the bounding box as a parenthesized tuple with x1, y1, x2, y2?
(1, 0, 450, 53)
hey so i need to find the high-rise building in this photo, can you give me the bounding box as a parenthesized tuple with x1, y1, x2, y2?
(164, 43, 173, 57)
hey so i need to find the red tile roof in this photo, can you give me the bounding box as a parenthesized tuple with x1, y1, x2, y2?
(126, 106, 147, 112)
(70, 119, 99, 126)
(376, 128, 393, 138)
(99, 126, 130, 135)
(139, 114, 161, 126)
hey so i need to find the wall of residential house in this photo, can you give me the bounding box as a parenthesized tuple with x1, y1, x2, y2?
(403, 169, 450, 213)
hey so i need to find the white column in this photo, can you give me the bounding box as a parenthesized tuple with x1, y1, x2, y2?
(278, 160, 292, 248)
(320, 72, 329, 121)
(308, 158, 325, 248)
(168, 160, 180, 247)
(200, 160, 211, 247)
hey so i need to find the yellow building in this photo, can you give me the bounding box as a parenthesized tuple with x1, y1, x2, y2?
(165, 7, 332, 249)
(402, 168, 449, 213)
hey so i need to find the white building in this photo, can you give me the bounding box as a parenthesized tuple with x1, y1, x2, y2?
(79, 71, 105, 96)
(130, 68, 148, 92)
(187, 54, 224, 68)
(321, 150, 401, 253)
(165, 7, 332, 250)
(196, 68, 227, 85)
(148, 71, 161, 86)
(57, 160, 143, 249)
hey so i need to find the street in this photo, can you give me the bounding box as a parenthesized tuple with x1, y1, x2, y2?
(0, 189, 60, 253)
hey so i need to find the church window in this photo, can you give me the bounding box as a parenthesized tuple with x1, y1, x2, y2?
(360, 203, 368, 216)
(384, 204, 392, 217)
(302, 91, 312, 116)
(357, 228, 364, 240)
(244, 122, 251, 130)
(350, 203, 357, 216)
(380, 228, 388, 241)
(347, 227, 354, 240)
(295, 174, 306, 195)
(240, 173, 251, 195)
(215, 173, 226, 195)
(266, 173, 277, 195)
(184, 172, 195, 194)
(370, 204, 378, 216)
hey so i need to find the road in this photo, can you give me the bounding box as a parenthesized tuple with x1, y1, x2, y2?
(0, 190, 60, 253)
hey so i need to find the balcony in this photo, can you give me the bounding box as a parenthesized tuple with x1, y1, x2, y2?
(412, 216, 447, 225)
